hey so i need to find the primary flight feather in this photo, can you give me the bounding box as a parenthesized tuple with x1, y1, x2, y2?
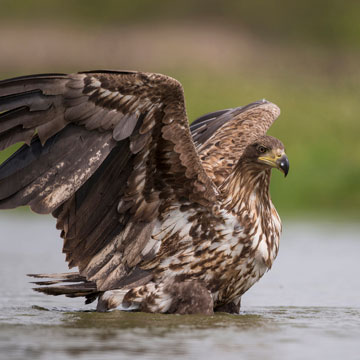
(0, 70, 289, 314)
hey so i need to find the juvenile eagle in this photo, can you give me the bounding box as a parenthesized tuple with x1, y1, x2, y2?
(0, 70, 289, 314)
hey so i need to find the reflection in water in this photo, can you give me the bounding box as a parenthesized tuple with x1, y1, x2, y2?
(61, 309, 274, 358)
(3, 306, 360, 360)
(64, 310, 269, 331)
(2, 307, 277, 359)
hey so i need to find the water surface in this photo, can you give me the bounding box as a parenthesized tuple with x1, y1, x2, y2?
(0, 214, 359, 359)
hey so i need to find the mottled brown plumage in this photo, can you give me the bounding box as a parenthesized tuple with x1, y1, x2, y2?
(0, 70, 289, 314)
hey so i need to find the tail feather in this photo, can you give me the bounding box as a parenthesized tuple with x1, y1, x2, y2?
(28, 272, 100, 304)
(28, 272, 86, 281)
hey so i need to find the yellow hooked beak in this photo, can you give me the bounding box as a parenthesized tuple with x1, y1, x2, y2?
(258, 149, 289, 177)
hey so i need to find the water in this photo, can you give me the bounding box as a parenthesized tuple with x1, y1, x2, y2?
(0, 213, 359, 360)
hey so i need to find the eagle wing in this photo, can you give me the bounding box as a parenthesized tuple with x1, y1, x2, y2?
(0, 70, 217, 291)
(190, 100, 280, 186)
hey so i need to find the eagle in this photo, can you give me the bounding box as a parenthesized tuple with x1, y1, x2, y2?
(0, 70, 289, 315)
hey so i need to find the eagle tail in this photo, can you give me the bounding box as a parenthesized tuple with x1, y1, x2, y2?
(28, 272, 100, 304)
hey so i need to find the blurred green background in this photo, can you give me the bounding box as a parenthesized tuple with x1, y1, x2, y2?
(0, 0, 359, 219)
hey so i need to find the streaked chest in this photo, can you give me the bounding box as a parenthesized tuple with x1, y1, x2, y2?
(145, 203, 280, 281)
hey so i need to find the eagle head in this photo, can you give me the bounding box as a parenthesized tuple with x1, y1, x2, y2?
(242, 135, 289, 176)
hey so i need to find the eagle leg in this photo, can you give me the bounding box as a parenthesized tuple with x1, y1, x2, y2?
(214, 297, 241, 314)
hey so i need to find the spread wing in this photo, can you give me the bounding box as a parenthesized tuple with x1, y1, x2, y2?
(190, 100, 280, 186)
(0, 70, 217, 291)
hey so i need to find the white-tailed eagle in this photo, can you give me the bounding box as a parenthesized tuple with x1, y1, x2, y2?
(0, 70, 289, 314)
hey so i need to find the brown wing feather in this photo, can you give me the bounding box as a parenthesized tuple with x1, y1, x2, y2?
(0, 70, 217, 291)
(190, 100, 280, 186)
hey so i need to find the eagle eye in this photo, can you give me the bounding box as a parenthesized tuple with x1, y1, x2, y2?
(257, 145, 267, 153)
